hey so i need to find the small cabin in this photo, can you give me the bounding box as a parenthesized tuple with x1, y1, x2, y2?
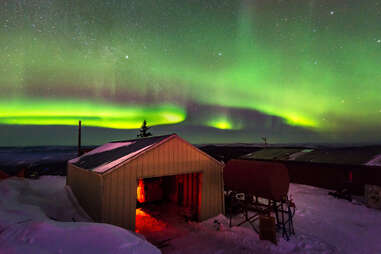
(67, 134, 224, 231)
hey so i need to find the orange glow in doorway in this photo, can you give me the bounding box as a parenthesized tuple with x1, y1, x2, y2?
(137, 179, 145, 203)
(135, 208, 167, 233)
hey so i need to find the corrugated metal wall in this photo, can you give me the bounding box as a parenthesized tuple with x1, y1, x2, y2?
(101, 159, 137, 230)
(177, 173, 201, 216)
(66, 164, 103, 221)
(100, 136, 224, 231)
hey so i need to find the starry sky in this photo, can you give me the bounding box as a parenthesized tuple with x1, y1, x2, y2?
(1, 0, 381, 146)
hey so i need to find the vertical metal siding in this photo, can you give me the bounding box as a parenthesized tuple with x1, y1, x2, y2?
(66, 164, 102, 221)
(102, 161, 137, 230)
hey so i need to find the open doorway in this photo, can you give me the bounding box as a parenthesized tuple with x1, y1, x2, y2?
(135, 173, 202, 242)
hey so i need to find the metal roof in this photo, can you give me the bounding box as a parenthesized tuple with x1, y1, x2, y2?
(70, 134, 174, 172)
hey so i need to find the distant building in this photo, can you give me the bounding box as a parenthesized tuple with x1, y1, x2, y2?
(67, 134, 224, 231)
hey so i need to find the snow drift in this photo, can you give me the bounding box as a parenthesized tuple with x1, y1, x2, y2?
(0, 176, 160, 254)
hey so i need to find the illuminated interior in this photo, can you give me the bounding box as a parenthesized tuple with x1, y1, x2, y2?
(137, 179, 145, 203)
(135, 208, 167, 234)
(135, 173, 201, 235)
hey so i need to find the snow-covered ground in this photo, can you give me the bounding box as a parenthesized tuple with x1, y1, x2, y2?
(152, 185, 381, 254)
(1, 176, 381, 254)
(289, 184, 381, 254)
(0, 176, 160, 254)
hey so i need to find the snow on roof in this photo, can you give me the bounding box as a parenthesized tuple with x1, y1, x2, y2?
(93, 145, 153, 173)
(69, 142, 135, 164)
(288, 149, 314, 160)
(70, 134, 174, 172)
(365, 154, 381, 166)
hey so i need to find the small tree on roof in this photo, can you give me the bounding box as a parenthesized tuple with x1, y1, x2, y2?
(137, 120, 152, 138)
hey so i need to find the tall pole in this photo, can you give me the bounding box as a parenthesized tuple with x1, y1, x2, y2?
(78, 120, 82, 156)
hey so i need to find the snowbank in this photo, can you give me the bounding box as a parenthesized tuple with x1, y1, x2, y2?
(0, 176, 160, 254)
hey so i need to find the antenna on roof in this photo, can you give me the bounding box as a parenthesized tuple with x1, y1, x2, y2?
(78, 120, 82, 156)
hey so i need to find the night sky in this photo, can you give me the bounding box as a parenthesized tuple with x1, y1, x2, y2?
(1, 0, 381, 146)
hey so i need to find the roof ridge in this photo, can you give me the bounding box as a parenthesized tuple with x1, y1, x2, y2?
(109, 133, 176, 143)
(102, 134, 177, 174)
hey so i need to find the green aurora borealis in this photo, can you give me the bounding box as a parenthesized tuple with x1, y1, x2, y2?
(1, 0, 381, 145)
